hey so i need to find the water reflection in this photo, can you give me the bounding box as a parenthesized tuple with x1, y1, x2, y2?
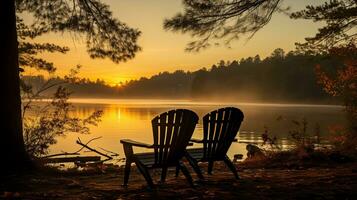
(49, 100, 346, 161)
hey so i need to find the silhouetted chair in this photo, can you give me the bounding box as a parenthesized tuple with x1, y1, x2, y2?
(120, 109, 199, 188)
(177, 107, 244, 179)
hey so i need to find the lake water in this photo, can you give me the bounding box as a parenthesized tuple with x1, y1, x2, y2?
(48, 99, 347, 162)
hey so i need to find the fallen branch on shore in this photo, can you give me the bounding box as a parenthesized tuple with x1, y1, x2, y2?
(42, 156, 101, 163)
(40, 137, 119, 166)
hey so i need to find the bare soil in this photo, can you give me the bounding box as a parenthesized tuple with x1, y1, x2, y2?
(1, 162, 357, 200)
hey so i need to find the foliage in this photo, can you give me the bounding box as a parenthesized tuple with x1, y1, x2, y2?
(287, 117, 322, 156)
(261, 126, 280, 150)
(17, 17, 70, 73)
(16, 0, 141, 64)
(22, 75, 120, 98)
(315, 44, 357, 152)
(255, 115, 324, 162)
(21, 66, 103, 158)
(23, 87, 103, 157)
(14, 0, 141, 158)
(164, 0, 282, 51)
(327, 124, 350, 151)
(20, 47, 348, 104)
(116, 48, 340, 102)
(291, 0, 357, 54)
(165, 0, 356, 52)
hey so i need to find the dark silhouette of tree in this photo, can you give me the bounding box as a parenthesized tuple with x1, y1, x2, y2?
(17, 18, 70, 73)
(21, 48, 345, 103)
(1, 0, 28, 172)
(115, 48, 340, 103)
(164, 0, 356, 52)
(291, 0, 357, 54)
(1, 0, 141, 172)
(163, 0, 282, 51)
(270, 48, 285, 59)
(22, 75, 120, 98)
(17, 0, 141, 63)
(315, 44, 357, 142)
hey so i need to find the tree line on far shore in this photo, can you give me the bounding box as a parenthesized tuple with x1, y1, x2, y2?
(23, 48, 342, 103)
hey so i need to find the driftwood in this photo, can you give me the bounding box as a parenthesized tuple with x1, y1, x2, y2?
(76, 138, 112, 161)
(42, 156, 101, 163)
(41, 137, 118, 165)
(98, 147, 119, 157)
(41, 152, 80, 158)
(42, 137, 103, 159)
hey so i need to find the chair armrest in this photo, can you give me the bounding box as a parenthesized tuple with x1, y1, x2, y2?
(120, 139, 153, 148)
(190, 138, 204, 143)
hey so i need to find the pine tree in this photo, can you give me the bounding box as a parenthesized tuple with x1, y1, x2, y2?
(1, 0, 141, 172)
(164, 0, 356, 52)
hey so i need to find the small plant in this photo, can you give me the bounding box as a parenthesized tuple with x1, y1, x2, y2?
(261, 116, 324, 158)
(289, 118, 309, 147)
(244, 126, 281, 161)
(21, 67, 103, 158)
(285, 117, 326, 159)
(261, 126, 280, 151)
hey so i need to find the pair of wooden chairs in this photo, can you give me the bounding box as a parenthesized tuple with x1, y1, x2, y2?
(120, 107, 244, 188)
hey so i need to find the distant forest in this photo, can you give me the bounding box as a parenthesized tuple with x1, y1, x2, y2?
(21, 75, 120, 98)
(23, 48, 342, 103)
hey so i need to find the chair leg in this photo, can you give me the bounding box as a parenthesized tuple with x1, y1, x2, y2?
(122, 144, 134, 186)
(135, 160, 155, 188)
(175, 164, 180, 177)
(123, 160, 131, 186)
(161, 167, 168, 183)
(224, 155, 240, 179)
(179, 162, 194, 187)
(208, 161, 214, 175)
(185, 153, 204, 180)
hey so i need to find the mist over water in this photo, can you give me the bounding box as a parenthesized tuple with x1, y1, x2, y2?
(44, 98, 347, 162)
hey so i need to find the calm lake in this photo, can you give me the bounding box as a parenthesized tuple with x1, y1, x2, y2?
(48, 99, 346, 161)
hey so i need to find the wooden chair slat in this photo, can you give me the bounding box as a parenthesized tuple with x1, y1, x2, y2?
(216, 108, 232, 158)
(121, 109, 198, 188)
(203, 115, 209, 159)
(183, 107, 244, 180)
(212, 108, 224, 158)
(163, 110, 175, 164)
(207, 111, 216, 159)
(166, 110, 182, 163)
(152, 117, 159, 163)
(158, 113, 167, 165)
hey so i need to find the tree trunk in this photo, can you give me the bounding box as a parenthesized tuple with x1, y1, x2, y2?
(0, 0, 31, 173)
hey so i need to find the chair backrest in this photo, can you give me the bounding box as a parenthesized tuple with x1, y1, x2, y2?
(151, 109, 198, 167)
(202, 107, 244, 160)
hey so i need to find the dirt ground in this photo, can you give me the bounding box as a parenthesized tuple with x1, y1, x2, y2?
(1, 162, 357, 200)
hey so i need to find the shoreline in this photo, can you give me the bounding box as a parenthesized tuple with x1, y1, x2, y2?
(24, 97, 343, 108)
(2, 161, 356, 199)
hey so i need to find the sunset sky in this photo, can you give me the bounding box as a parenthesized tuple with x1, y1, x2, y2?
(25, 0, 324, 86)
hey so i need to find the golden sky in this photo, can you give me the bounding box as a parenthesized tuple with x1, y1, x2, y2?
(25, 0, 324, 86)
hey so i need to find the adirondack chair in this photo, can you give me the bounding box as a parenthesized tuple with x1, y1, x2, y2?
(120, 109, 199, 188)
(177, 107, 244, 179)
